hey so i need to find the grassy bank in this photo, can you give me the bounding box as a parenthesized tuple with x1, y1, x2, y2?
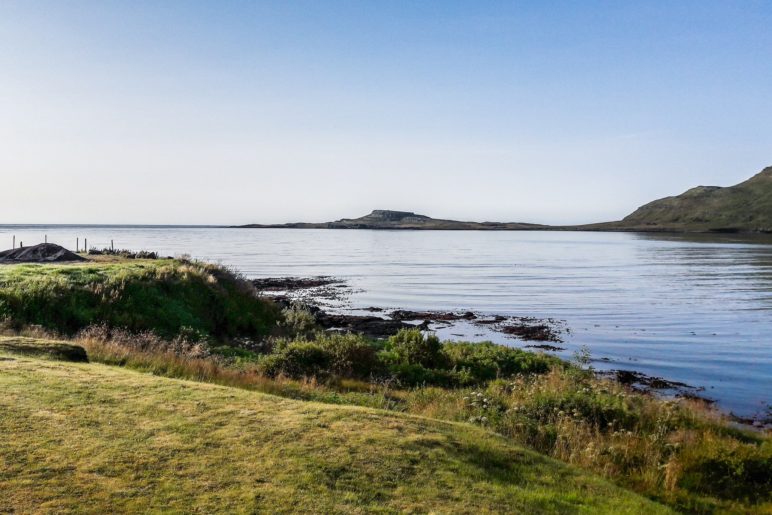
(9, 332, 766, 514)
(0, 257, 279, 338)
(0, 350, 667, 513)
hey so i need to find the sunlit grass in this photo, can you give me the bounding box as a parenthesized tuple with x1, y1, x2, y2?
(0, 352, 667, 514)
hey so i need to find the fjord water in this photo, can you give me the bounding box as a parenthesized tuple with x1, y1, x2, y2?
(2, 226, 770, 418)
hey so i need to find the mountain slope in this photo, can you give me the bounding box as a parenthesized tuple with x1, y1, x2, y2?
(618, 167, 772, 232)
(0, 350, 669, 514)
(237, 167, 772, 233)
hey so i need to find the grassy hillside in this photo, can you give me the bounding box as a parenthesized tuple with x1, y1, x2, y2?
(619, 166, 772, 232)
(0, 350, 668, 514)
(0, 258, 279, 338)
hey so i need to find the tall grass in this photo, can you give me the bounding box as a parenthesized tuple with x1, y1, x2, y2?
(402, 370, 771, 512)
(77, 334, 400, 410)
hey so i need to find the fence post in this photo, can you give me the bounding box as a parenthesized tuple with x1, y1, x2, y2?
(12, 236, 15, 249)
(77, 238, 79, 253)
(85, 239, 88, 254)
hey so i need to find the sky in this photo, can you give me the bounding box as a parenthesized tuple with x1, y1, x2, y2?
(1, 1, 771, 225)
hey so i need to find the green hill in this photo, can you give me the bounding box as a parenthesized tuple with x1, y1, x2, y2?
(0, 348, 668, 514)
(618, 166, 772, 232)
(0, 257, 279, 337)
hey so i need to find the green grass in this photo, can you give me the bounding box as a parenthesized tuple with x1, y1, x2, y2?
(71, 331, 772, 513)
(0, 352, 668, 514)
(0, 258, 279, 338)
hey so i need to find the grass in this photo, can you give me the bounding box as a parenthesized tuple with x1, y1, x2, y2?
(0, 351, 669, 514)
(0, 259, 769, 512)
(0, 258, 279, 338)
(3, 332, 762, 513)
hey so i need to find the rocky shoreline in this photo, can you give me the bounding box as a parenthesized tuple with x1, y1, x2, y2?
(250, 275, 772, 427)
(253, 276, 566, 342)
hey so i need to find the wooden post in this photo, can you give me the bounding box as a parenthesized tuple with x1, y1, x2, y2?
(85, 238, 88, 254)
(111, 240, 114, 251)
(77, 238, 79, 253)
(45, 235, 47, 244)
(12, 236, 15, 249)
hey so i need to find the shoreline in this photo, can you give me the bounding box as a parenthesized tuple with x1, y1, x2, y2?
(233, 224, 772, 235)
(252, 275, 770, 429)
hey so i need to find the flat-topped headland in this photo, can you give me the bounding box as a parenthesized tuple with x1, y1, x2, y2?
(237, 208, 548, 231)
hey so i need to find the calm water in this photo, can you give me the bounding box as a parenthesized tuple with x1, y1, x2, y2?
(2, 225, 770, 418)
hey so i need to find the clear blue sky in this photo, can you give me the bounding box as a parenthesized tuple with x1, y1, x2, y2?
(1, 1, 770, 224)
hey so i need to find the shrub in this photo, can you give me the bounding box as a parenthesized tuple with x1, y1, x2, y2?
(443, 341, 556, 380)
(280, 303, 317, 338)
(677, 436, 772, 502)
(315, 333, 382, 379)
(258, 341, 332, 378)
(387, 329, 444, 368)
(388, 363, 458, 387)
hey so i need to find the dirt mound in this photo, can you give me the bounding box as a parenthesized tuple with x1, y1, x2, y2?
(0, 243, 86, 264)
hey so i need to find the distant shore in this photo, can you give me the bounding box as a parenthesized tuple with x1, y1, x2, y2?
(233, 221, 772, 235)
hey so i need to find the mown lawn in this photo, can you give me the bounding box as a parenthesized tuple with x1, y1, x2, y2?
(0, 351, 669, 514)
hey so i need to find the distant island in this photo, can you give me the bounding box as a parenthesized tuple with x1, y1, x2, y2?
(237, 166, 772, 233)
(237, 209, 549, 231)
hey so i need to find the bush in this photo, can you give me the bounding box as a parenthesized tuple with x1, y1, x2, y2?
(387, 363, 462, 387)
(280, 303, 317, 338)
(678, 437, 772, 502)
(443, 341, 556, 380)
(258, 341, 332, 378)
(316, 333, 382, 379)
(387, 329, 444, 368)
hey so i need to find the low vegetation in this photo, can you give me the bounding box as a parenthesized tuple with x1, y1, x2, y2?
(52, 329, 772, 513)
(0, 351, 666, 513)
(0, 258, 769, 513)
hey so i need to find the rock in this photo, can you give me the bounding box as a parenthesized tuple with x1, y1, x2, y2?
(0, 243, 86, 264)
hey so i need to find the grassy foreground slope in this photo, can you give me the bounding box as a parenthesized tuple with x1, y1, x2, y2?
(0, 352, 668, 514)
